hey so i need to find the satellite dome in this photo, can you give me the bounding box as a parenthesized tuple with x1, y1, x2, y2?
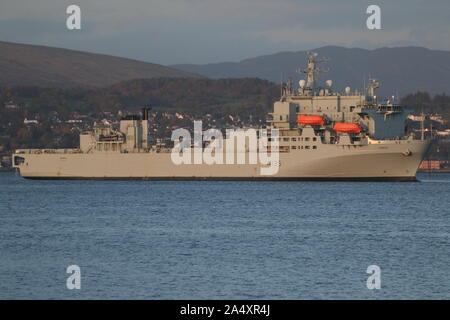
(345, 87, 351, 95)
(299, 80, 306, 88)
(326, 80, 333, 87)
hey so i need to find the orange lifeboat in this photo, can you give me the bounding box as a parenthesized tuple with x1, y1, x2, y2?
(296, 115, 325, 125)
(333, 122, 361, 133)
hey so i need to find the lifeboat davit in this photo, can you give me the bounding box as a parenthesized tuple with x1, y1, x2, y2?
(296, 115, 325, 125)
(333, 122, 361, 133)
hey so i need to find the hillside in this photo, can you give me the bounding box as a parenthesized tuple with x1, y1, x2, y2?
(1, 78, 449, 160)
(172, 46, 450, 96)
(0, 41, 201, 88)
(0, 78, 278, 153)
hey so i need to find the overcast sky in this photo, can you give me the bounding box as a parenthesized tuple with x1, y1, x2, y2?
(0, 0, 449, 65)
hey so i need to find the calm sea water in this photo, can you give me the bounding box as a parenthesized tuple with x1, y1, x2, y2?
(0, 171, 448, 299)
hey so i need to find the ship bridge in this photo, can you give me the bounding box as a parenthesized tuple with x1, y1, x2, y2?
(273, 53, 409, 140)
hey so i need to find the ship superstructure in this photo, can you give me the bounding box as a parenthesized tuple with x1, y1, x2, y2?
(13, 52, 431, 181)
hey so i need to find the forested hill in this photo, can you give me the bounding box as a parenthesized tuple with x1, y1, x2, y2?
(0, 78, 279, 151)
(0, 77, 278, 119)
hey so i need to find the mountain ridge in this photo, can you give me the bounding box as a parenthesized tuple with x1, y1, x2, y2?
(0, 41, 202, 88)
(172, 46, 450, 95)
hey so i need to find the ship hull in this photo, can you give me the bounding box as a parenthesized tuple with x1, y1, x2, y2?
(22, 176, 417, 182)
(14, 139, 430, 181)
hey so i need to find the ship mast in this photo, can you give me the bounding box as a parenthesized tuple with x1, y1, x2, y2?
(299, 52, 329, 96)
(366, 78, 380, 104)
(421, 110, 425, 141)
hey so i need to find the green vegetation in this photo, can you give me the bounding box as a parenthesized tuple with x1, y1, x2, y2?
(0, 78, 278, 152)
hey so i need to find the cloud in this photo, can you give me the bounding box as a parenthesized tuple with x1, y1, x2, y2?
(244, 25, 414, 49)
(0, 0, 449, 64)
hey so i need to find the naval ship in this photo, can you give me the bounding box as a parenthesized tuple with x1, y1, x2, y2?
(13, 52, 431, 181)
